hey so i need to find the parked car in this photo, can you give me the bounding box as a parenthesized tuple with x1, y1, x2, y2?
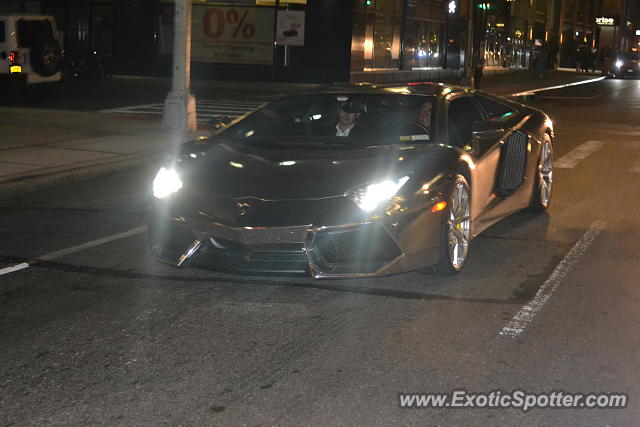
(0, 14, 63, 87)
(148, 83, 554, 279)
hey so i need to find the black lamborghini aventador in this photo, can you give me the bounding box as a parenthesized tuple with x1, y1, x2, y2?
(148, 83, 554, 278)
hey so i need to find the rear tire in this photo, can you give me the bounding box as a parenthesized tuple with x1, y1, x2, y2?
(433, 173, 471, 275)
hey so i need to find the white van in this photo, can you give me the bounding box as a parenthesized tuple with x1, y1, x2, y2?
(0, 14, 63, 85)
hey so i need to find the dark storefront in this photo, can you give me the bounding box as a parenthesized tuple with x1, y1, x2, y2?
(9, 0, 465, 83)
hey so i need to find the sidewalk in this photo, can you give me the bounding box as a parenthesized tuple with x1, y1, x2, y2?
(0, 68, 604, 198)
(0, 108, 208, 197)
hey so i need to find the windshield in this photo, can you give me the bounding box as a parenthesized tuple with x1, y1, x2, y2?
(219, 93, 436, 149)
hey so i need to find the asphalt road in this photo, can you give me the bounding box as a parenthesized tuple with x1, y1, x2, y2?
(1, 79, 640, 425)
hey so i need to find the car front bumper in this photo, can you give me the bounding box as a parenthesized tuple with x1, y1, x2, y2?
(147, 206, 443, 279)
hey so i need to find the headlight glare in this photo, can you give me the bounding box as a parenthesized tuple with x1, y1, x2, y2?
(350, 176, 409, 211)
(616, 60, 623, 68)
(153, 167, 183, 199)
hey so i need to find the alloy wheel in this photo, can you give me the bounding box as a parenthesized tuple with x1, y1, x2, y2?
(539, 139, 553, 207)
(447, 176, 471, 270)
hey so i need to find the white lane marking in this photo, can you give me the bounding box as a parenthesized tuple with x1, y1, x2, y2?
(0, 263, 30, 276)
(509, 76, 606, 97)
(500, 221, 606, 338)
(554, 140, 606, 168)
(39, 226, 147, 261)
(0, 226, 147, 277)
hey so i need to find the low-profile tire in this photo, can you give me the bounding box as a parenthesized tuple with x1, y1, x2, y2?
(433, 173, 471, 275)
(528, 133, 553, 212)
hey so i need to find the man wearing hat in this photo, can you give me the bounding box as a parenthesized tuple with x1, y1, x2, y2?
(332, 100, 367, 137)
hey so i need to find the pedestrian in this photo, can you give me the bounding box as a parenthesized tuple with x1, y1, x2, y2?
(579, 46, 590, 72)
(535, 45, 547, 79)
(473, 56, 484, 89)
(591, 47, 599, 73)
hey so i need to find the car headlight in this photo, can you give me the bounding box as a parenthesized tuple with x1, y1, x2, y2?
(153, 166, 183, 199)
(349, 176, 410, 211)
(616, 60, 623, 68)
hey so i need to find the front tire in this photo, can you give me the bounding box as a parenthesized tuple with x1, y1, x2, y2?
(528, 134, 553, 212)
(434, 173, 471, 275)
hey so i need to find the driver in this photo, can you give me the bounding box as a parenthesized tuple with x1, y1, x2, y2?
(332, 100, 367, 137)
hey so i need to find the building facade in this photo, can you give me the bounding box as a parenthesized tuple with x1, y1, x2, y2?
(3, 0, 639, 82)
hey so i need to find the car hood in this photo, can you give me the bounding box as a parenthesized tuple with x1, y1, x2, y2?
(179, 140, 456, 200)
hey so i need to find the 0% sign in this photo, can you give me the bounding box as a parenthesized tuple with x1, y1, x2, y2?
(203, 7, 257, 40)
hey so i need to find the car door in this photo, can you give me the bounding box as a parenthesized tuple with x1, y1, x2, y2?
(474, 94, 534, 224)
(446, 94, 505, 234)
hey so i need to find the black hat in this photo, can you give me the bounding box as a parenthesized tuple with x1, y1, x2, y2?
(340, 100, 366, 113)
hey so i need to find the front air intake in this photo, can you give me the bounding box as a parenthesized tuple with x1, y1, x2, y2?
(497, 130, 528, 196)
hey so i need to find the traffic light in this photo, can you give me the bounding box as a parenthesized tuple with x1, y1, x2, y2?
(448, 0, 458, 14)
(477, 2, 491, 10)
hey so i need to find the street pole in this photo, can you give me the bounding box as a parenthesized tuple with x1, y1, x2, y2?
(271, 0, 280, 81)
(463, 0, 475, 87)
(162, 0, 196, 133)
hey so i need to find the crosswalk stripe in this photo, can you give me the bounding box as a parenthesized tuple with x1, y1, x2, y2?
(555, 140, 606, 169)
(102, 98, 266, 123)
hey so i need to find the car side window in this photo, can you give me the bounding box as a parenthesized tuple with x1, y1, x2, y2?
(474, 95, 516, 119)
(447, 97, 483, 147)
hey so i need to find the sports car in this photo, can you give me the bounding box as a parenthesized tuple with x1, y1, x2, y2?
(147, 83, 554, 278)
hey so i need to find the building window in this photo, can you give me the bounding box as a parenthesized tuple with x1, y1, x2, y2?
(363, 0, 403, 69)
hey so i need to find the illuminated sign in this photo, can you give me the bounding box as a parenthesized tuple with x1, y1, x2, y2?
(595, 16, 616, 26)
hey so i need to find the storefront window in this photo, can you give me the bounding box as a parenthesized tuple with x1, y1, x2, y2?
(360, 0, 404, 69)
(373, 13, 395, 68)
(356, 0, 445, 71)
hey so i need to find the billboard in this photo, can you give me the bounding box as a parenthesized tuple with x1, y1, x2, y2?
(192, 5, 275, 65)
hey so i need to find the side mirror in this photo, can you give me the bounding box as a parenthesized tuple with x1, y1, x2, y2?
(208, 115, 233, 131)
(469, 121, 509, 156)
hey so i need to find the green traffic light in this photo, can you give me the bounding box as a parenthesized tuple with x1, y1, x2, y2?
(366, 0, 372, 4)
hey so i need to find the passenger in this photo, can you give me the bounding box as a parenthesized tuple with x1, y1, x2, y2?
(417, 101, 433, 131)
(401, 101, 433, 139)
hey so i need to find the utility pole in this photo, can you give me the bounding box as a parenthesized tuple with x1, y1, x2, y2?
(162, 0, 196, 133)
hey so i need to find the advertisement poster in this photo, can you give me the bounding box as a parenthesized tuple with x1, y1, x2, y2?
(192, 5, 275, 65)
(275, 10, 305, 46)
